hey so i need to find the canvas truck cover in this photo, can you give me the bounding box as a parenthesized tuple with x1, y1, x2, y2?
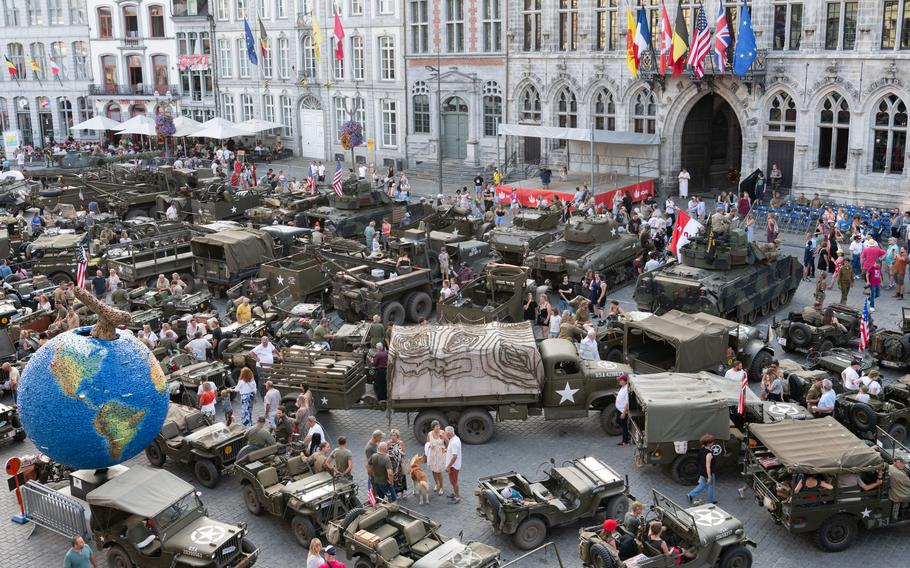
(749, 416, 884, 475)
(190, 229, 274, 271)
(388, 321, 544, 401)
(627, 310, 732, 371)
(630, 372, 759, 442)
(87, 465, 195, 516)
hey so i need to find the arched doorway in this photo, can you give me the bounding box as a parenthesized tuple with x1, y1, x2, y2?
(442, 96, 468, 160)
(679, 94, 742, 192)
(298, 96, 324, 160)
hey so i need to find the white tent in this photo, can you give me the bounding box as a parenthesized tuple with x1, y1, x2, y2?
(172, 116, 201, 137)
(190, 119, 254, 140)
(115, 115, 158, 136)
(237, 118, 284, 133)
(70, 116, 122, 131)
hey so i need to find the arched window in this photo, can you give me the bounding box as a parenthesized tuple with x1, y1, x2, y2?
(872, 94, 907, 174)
(412, 81, 430, 134)
(7, 43, 25, 78)
(633, 90, 656, 134)
(0, 97, 9, 131)
(519, 85, 541, 123)
(97, 7, 112, 38)
(73, 41, 89, 79)
(818, 92, 850, 169)
(768, 91, 797, 133)
(443, 96, 468, 113)
(482, 81, 502, 137)
(58, 97, 73, 136)
(77, 96, 92, 122)
(592, 88, 615, 131)
(301, 36, 316, 78)
(29, 43, 47, 79)
(101, 55, 117, 92)
(555, 87, 577, 128)
(152, 55, 168, 94)
(149, 6, 165, 37)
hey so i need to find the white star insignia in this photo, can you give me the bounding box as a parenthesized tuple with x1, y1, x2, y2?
(611, 228, 617, 237)
(276, 275, 285, 285)
(556, 382, 579, 405)
(861, 507, 871, 518)
(321, 396, 328, 405)
(231, 206, 237, 213)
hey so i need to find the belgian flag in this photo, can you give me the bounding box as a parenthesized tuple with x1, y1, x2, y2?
(4, 55, 17, 77)
(258, 18, 268, 59)
(671, 0, 688, 78)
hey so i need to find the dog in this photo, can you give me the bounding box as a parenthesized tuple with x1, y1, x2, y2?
(410, 454, 430, 504)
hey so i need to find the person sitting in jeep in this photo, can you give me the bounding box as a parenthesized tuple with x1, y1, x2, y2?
(889, 458, 910, 504)
(802, 302, 823, 325)
(247, 416, 276, 449)
(645, 521, 695, 560)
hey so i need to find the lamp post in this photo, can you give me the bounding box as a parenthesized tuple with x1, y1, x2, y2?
(425, 57, 442, 198)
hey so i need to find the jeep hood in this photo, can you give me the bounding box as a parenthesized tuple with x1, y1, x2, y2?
(166, 515, 244, 553)
(412, 539, 500, 568)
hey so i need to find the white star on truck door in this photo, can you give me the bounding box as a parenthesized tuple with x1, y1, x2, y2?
(556, 382, 579, 404)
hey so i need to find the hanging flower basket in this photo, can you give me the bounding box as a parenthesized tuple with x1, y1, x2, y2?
(155, 112, 176, 137)
(339, 120, 363, 150)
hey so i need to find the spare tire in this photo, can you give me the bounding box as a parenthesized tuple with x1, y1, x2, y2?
(787, 373, 805, 403)
(788, 322, 813, 348)
(38, 188, 63, 198)
(481, 489, 501, 525)
(849, 402, 879, 433)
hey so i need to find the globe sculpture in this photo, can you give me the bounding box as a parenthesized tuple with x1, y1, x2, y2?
(17, 288, 169, 469)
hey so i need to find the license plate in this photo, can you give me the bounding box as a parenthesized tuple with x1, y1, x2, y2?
(222, 545, 236, 555)
(319, 501, 331, 509)
(777, 338, 787, 346)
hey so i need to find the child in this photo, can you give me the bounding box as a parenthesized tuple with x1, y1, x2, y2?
(220, 389, 234, 426)
(855, 384, 871, 404)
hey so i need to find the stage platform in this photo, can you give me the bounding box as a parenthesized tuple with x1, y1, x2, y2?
(496, 172, 655, 207)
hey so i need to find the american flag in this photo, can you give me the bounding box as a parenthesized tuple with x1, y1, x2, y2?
(737, 369, 747, 415)
(714, 0, 731, 74)
(75, 245, 88, 289)
(859, 299, 871, 351)
(332, 161, 344, 197)
(687, 2, 711, 79)
(366, 479, 377, 506)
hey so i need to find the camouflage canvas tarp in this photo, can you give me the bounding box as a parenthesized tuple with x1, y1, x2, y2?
(749, 417, 884, 474)
(626, 310, 731, 371)
(388, 321, 544, 401)
(629, 372, 736, 442)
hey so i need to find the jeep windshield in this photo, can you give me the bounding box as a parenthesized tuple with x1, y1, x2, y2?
(154, 492, 204, 534)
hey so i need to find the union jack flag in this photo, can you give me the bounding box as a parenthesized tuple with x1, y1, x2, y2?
(332, 161, 344, 197)
(859, 299, 871, 351)
(366, 479, 377, 506)
(75, 245, 88, 289)
(687, 2, 711, 79)
(714, 0, 731, 74)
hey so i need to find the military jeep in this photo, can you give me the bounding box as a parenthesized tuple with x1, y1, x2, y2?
(72, 465, 258, 568)
(834, 376, 910, 444)
(774, 303, 863, 354)
(327, 501, 502, 568)
(869, 307, 910, 368)
(165, 360, 235, 407)
(578, 490, 754, 568)
(0, 402, 26, 443)
(476, 456, 629, 550)
(145, 404, 247, 488)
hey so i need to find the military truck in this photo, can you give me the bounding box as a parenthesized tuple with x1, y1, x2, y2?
(834, 376, 910, 444)
(623, 310, 775, 382)
(628, 372, 809, 484)
(525, 216, 642, 288)
(53, 464, 258, 567)
(774, 303, 864, 354)
(191, 229, 274, 288)
(578, 490, 755, 568)
(104, 227, 197, 290)
(0, 402, 25, 443)
(486, 204, 564, 265)
(235, 444, 361, 546)
(634, 227, 803, 323)
(145, 404, 248, 488)
(191, 183, 263, 223)
(437, 264, 529, 324)
(744, 418, 910, 552)
(476, 456, 629, 550)
(869, 307, 910, 368)
(301, 321, 632, 443)
(26, 232, 97, 284)
(326, 501, 503, 568)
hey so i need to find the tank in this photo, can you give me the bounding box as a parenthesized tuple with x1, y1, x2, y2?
(524, 216, 642, 286)
(633, 227, 803, 323)
(486, 204, 564, 265)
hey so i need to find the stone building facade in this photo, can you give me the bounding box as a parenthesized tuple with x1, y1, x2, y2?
(0, 0, 94, 146)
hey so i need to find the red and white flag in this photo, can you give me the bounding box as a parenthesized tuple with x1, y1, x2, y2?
(859, 299, 871, 351)
(366, 479, 377, 506)
(48, 55, 61, 76)
(737, 370, 747, 415)
(75, 245, 88, 289)
(332, 161, 344, 197)
(659, 3, 673, 75)
(333, 11, 345, 60)
(306, 175, 315, 194)
(686, 1, 711, 79)
(668, 209, 702, 256)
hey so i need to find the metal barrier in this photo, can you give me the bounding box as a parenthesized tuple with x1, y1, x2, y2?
(21, 481, 90, 540)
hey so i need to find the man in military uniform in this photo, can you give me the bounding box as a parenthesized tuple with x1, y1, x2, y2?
(804, 376, 824, 408)
(710, 209, 731, 237)
(570, 296, 592, 324)
(247, 416, 276, 450)
(836, 251, 854, 303)
(814, 273, 827, 305)
(308, 441, 333, 473)
(801, 301, 823, 325)
(363, 314, 386, 348)
(111, 282, 130, 311)
(273, 408, 294, 444)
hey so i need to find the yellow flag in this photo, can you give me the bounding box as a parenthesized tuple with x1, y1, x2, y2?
(29, 56, 41, 73)
(312, 12, 323, 62)
(625, 5, 638, 76)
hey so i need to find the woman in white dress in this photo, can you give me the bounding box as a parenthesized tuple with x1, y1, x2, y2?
(425, 420, 447, 496)
(678, 168, 690, 198)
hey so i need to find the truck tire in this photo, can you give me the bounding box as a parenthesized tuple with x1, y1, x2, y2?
(457, 408, 495, 444)
(849, 402, 879, 433)
(888, 423, 908, 445)
(339, 507, 365, 533)
(292, 515, 317, 547)
(242, 483, 263, 515)
(817, 339, 835, 354)
(405, 291, 433, 322)
(605, 348, 624, 363)
(413, 410, 448, 445)
(353, 557, 372, 568)
(106, 544, 134, 568)
(599, 404, 622, 436)
(816, 514, 857, 552)
(670, 454, 699, 485)
(194, 459, 220, 488)
(747, 351, 774, 383)
(788, 323, 812, 348)
(718, 545, 753, 568)
(145, 440, 166, 467)
(241, 538, 256, 554)
(590, 544, 616, 568)
(381, 301, 406, 326)
(513, 517, 547, 550)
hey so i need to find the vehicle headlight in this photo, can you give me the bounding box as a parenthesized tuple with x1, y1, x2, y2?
(288, 497, 302, 508)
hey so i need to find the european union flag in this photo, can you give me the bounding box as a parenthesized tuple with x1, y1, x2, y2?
(732, 0, 756, 76)
(244, 19, 259, 65)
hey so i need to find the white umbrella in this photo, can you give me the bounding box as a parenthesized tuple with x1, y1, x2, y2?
(70, 115, 122, 131)
(238, 118, 284, 132)
(172, 116, 201, 138)
(115, 114, 158, 136)
(190, 120, 255, 140)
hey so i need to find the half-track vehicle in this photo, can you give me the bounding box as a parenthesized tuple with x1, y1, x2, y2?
(525, 216, 642, 287)
(578, 490, 755, 568)
(437, 264, 529, 324)
(634, 227, 803, 323)
(191, 183, 263, 223)
(326, 502, 502, 568)
(476, 456, 628, 550)
(145, 404, 247, 488)
(236, 443, 361, 547)
(869, 306, 910, 368)
(486, 204, 564, 265)
(835, 375, 910, 444)
(744, 418, 910, 552)
(774, 303, 864, 354)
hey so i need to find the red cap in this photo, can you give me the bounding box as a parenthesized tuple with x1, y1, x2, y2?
(602, 519, 619, 532)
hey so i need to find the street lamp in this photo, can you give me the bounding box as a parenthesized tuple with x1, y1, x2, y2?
(425, 59, 442, 198)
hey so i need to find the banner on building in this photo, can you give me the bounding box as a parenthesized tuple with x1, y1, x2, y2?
(2, 130, 21, 156)
(178, 54, 210, 71)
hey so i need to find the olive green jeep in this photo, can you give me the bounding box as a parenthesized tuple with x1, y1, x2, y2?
(835, 376, 910, 444)
(578, 490, 754, 568)
(476, 456, 629, 550)
(774, 303, 863, 354)
(145, 404, 247, 488)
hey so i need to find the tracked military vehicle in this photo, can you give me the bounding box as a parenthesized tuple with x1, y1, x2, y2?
(634, 227, 802, 323)
(486, 204, 564, 265)
(524, 216, 642, 287)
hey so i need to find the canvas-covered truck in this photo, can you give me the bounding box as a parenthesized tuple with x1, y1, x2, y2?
(191, 229, 274, 288)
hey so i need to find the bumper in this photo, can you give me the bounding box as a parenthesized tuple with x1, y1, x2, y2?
(232, 549, 259, 567)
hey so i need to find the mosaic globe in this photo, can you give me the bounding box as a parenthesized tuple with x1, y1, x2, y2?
(17, 327, 169, 469)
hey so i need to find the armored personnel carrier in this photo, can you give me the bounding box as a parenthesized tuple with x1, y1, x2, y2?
(634, 226, 802, 323)
(524, 216, 642, 286)
(486, 204, 564, 265)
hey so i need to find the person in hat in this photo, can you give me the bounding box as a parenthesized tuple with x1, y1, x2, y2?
(598, 519, 620, 552)
(836, 251, 854, 303)
(319, 545, 345, 568)
(615, 374, 630, 446)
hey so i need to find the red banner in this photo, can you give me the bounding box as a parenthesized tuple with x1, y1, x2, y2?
(178, 54, 210, 71)
(495, 179, 655, 208)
